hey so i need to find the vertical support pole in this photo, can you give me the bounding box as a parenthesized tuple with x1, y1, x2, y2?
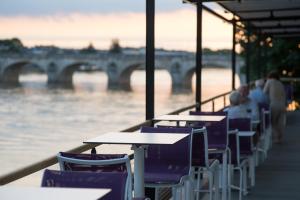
(196, 0, 203, 111)
(146, 0, 155, 120)
(263, 39, 267, 78)
(232, 19, 236, 90)
(246, 25, 250, 84)
(257, 31, 262, 79)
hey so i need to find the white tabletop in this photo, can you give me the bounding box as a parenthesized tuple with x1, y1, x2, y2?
(0, 186, 111, 200)
(154, 114, 226, 122)
(238, 131, 256, 137)
(84, 132, 189, 145)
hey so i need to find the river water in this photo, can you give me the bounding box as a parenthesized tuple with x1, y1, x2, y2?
(0, 68, 239, 185)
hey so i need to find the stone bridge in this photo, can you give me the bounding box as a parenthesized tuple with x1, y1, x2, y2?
(0, 52, 244, 91)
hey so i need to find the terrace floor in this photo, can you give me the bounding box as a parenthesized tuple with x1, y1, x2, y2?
(231, 110, 300, 200)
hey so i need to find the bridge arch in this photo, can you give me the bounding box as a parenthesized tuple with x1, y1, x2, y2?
(1, 61, 44, 86)
(51, 62, 88, 87)
(182, 66, 195, 92)
(106, 61, 144, 91)
(168, 61, 195, 92)
(118, 63, 143, 90)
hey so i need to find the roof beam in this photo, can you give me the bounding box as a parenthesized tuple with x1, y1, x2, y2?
(262, 31, 300, 35)
(202, 4, 231, 23)
(236, 15, 300, 22)
(256, 25, 300, 29)
(253, 25, 300, 30)
(233, 7, 300, 13)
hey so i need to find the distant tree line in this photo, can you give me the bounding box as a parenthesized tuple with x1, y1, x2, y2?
(1, 37, 236, 56)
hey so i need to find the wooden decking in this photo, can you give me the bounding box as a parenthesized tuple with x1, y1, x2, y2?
(232, 110, 300, 200)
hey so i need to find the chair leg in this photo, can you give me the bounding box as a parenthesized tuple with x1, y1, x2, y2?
(172, 187, 178, 200)
(154, 188, 159, 200)
(214, 167, 220, 200)
(221, 152, 228, 200)
(209, 171, 213, 200)
(249, 156, 255, 187)
(238, 168, 243, 200)
(184, 178, 192, 200)
(227, 165, 232, 200)
(196, 170, 201, 200)
(242, 165, 248, 196)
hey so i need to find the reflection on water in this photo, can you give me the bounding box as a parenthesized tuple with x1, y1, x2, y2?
(0, 68, 239, 184)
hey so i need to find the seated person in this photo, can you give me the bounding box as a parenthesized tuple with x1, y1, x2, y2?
(249, 79, 269, 105)
(224, 91, 248, 119)
(238, 84, 259, 121)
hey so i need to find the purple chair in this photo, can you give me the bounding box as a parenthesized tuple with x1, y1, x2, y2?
(229, 118, 256, 188)
(140, 126, 192, 200)
(258, 102, 272, 150)
(229, 118, 253, 156)
(154, 125, 220, 200)
(189, 111, 228, 150)
(227, 131, 249, 200)
(188, 117, 228, 200)
(57, 152, 132, 200)
(191, 127, 220, 200)
(41, 169, 127, 200)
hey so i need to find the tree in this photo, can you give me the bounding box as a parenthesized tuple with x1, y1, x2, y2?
(109, 38, 122, 54)
(80, 42, 97, 54)
(236, 29, 300, 80)
(0, 38, 24, 53)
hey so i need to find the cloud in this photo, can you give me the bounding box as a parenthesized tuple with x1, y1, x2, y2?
(0, 9, 232, 51)
(0, 0, 192, 16)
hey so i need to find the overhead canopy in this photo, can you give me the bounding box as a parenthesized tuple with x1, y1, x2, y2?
(218, 0, 300, 38)
(186, 0, 300, 38)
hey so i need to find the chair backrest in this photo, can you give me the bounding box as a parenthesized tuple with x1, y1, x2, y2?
(190, 111, 227, 116)
(140, 126, 192, 172)
(57, 152, 129, 172)
(229, 118, 253, 155)
(229, 118, 251, 132)
(189, 117, 228, 150)
(156, 125, 209, 168)
(57, 153, 132, 200)
(258, 102, 271, 131)
(228, 130, 241, 166)
(41, 169, 127, 200)
(190, 127, 210, 167)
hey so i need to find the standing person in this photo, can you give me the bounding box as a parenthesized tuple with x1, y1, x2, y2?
(264, 71, 286, 143)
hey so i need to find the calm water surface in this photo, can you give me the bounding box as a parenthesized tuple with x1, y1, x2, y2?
(0, 68, 239, 185)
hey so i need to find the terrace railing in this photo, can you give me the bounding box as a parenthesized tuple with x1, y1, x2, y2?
(0, 91, 231, 185)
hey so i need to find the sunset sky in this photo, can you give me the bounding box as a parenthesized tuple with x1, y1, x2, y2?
(0, 0, 233, 51)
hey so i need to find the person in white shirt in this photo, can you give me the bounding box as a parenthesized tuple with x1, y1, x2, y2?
(225, 91, 248, 119)
(264, 71, 286, 143)
(249, 79, 269, 105)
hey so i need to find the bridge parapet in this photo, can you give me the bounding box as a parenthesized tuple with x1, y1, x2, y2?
(0, 52, 244, 90)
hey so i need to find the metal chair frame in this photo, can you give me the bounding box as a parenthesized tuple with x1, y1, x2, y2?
(57, 152, 132, 200)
